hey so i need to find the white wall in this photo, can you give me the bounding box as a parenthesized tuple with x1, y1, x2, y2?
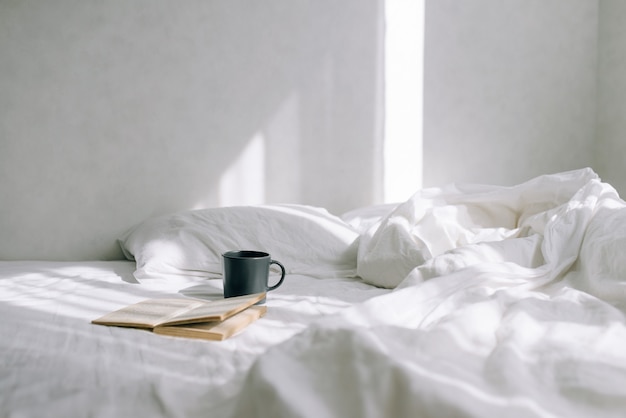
(596, 0, 626, 194)
(3, 0, 625, 262)
(423, 0, 599, 188)
(0, 0, 384, 260)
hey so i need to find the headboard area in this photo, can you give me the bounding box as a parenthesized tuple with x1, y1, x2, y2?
(0, 0, 384, 261)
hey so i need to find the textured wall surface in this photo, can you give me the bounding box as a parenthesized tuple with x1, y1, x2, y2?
(0, 0, 383, 260)
(423, 0, 598, 188)
(3, 0, 625, 261)
(596, 0, 626, 195)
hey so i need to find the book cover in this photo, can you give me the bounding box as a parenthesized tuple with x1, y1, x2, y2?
(154, 305, 267, 341)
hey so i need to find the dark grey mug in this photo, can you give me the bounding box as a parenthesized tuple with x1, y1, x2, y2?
(222, 250, 286, 303)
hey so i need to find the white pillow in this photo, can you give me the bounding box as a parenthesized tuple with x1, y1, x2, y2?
(118, 204, 359, 281)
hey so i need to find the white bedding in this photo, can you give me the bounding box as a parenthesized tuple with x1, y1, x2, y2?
(0, 261, 387, 417)
(3, 168, 626, 418)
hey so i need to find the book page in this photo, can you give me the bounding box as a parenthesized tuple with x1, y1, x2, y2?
(92, 298, 202, 328)
(163, 293, 265, 325)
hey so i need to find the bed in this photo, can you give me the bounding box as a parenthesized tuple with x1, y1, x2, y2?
(3, 167, 626, 418)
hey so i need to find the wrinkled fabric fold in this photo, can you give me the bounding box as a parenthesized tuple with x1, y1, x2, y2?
(357, 168, 601, 288)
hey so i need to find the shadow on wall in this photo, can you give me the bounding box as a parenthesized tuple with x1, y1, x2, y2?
(0, 0, 384, 260)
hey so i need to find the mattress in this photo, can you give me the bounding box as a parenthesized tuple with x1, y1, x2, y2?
(3, 168, 626, 418)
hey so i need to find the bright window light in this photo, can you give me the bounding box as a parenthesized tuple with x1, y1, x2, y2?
(384, 0, 425, 203)
(219, 133, 266, 206)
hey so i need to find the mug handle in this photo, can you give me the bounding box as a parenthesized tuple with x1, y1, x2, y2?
(267, 260, 286, 291)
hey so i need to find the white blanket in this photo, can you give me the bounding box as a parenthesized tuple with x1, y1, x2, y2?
(231, 168, 626, 417)
(358, 167, 601, 289)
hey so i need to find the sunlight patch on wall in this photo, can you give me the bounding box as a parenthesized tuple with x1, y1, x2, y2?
(264, 91, 301, 204)
(384, 0, 424, 203)
(219, 133, 266, 206)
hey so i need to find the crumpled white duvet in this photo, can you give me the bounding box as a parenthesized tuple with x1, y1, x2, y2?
(230, 168, 626, 418)
(358, 167, 602, 289)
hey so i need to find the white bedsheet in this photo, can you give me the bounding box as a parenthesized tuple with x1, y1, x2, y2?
(4, 168, 626, 418)
(0, 261, 387, 417)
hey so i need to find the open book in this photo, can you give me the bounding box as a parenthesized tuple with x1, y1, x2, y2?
(92, 292, 266, 341)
